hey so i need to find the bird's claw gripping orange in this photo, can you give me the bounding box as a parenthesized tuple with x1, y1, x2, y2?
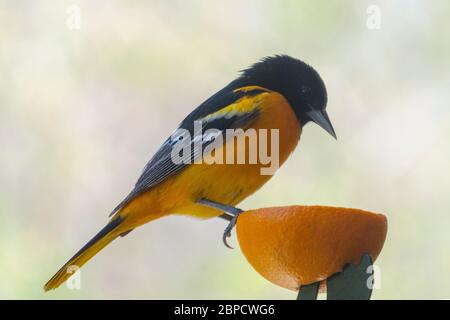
(222, 212, 241, 249)
(197, 198, 242, 249)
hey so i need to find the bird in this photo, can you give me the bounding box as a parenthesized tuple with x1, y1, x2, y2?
(44, 54, 336, 291)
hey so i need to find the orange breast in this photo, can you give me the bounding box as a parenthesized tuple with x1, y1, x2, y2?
(172, 91, 301, 218)
(122, 91, 301, 226)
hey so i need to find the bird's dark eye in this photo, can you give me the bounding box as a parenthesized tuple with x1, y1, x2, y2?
(300, 85, 312, 97)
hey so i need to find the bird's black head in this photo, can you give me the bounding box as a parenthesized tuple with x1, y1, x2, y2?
(234, 55, 336, 138)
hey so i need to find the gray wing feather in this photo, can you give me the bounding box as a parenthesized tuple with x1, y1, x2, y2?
(109, 107, 260, 216)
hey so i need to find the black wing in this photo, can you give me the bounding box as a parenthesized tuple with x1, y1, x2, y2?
(110, 87, 268, 216)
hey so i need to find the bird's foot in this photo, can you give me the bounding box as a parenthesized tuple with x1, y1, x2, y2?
(222, 212, 241, 249)
(196, 198, 243, 249)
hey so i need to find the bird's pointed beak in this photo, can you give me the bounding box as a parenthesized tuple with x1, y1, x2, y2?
(306, 109, 337, 139)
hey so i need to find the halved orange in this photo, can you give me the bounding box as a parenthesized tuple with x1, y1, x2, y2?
(236, 205, 387, 291)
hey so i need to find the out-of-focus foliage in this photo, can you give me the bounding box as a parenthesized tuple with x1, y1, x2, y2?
(1, 0, 449, 299)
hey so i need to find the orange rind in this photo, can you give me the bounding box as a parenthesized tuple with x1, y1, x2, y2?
(236, 205, 387, 291)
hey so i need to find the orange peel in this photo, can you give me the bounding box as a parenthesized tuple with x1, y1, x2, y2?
(236, 205, 387, 291)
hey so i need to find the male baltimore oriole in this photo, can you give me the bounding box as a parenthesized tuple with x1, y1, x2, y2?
(44, 55, 336, 291)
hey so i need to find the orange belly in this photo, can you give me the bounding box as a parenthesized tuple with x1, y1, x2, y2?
(121, 91, 301, 227)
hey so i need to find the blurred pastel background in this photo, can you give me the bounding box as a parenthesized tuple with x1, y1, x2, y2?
(1, 0, 449, 299)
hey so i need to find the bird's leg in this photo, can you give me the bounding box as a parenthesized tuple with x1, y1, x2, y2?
(221, 213, 241, 249)
(197, 198, 243, 249)
(218, 213, 233, 222)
